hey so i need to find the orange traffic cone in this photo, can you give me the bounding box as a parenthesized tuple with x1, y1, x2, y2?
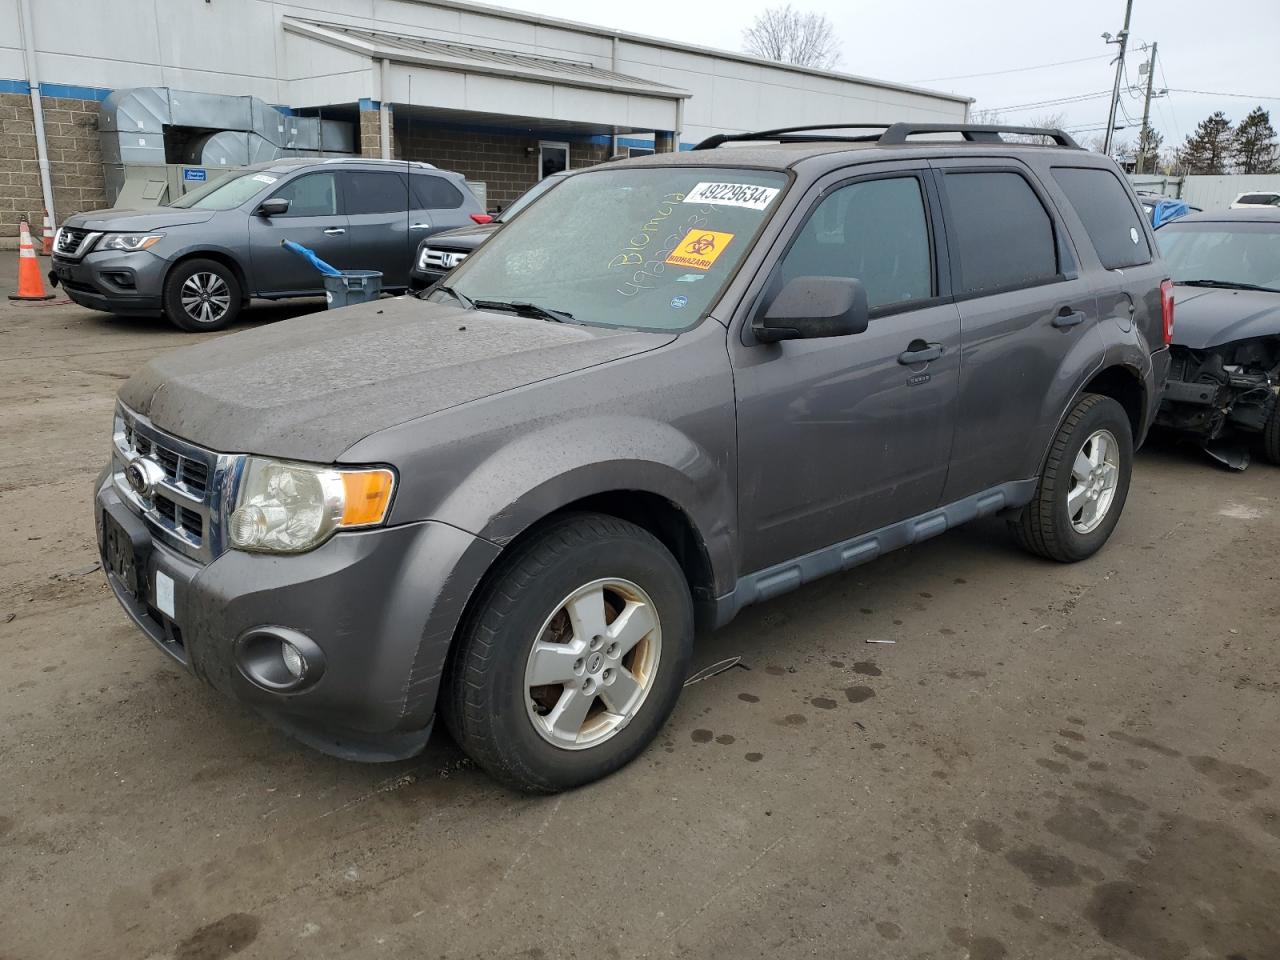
(9, 219, 55, 301)
(40, 212, 53, 256)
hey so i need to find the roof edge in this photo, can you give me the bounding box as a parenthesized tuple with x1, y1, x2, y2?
(336, 0, 974, 106)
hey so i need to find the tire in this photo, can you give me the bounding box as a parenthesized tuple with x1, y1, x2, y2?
(442, 513, 693, 793)
(163, 258, 242, 332)
(1011, 394, 1134, 563)
(1262, 397, 1280, 466)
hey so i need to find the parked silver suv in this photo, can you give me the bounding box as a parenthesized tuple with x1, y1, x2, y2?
(50, 158, 484, 331)
(96, 124, 1172, 792)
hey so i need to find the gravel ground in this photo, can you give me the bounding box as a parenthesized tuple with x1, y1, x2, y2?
(2, 259, 1277, 960)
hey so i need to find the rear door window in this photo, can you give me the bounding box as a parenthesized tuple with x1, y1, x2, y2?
(1053, 166, 1152, 270)
(412, 174, 464, 210)
(342, 171, 409, 215)
(943, 171, 1059, 295)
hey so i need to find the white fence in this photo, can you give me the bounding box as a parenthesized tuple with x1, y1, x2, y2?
(1129, 174, 1280, 210)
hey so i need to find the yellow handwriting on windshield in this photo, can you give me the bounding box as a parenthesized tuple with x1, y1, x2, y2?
(607, 194, 686, 270)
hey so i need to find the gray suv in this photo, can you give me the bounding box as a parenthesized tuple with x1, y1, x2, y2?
(95, 123, 1172, 792)
(50, 158, 484, 331)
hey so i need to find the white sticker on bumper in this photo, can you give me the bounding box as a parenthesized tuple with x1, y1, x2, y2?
(155, 571, 175, 619)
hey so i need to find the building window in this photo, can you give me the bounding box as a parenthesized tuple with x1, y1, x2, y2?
(539, 141, 570, 180)
(627, 146, 655, 158)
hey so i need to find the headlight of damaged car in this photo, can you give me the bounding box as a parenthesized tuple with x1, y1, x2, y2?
(228, 458, 396, 554)
(99, 233, 165, 252)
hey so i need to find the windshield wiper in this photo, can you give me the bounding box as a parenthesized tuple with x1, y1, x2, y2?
(472, 299, 575, 324)
(428, 285, 474, 308)
(1177, 279, 1280, 293)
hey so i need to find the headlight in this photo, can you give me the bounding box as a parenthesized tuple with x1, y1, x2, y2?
(228, 457, 396, 554)
(99, 233, 165, 252)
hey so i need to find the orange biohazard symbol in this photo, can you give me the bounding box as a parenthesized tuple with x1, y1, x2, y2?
(666, 229, 735, 271)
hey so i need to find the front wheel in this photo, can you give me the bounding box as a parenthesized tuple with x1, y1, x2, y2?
(1011, 394, 1134, 563)
(163, 258, 242, 332)
(442, 514, 694, 793)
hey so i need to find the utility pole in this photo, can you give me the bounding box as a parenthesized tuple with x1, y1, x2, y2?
(1136, 41, 1157, 174)
(1102, 0, 1134, 156)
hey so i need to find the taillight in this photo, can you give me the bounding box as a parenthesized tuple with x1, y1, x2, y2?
(470, 213, 494, 224)
(1160, 279, 1175, 346)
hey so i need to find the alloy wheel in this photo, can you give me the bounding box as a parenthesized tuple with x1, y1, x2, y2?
(180, 272, 232, 326)
(1068, 428, 1120, 534)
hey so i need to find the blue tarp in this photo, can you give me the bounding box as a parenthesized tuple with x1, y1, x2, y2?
(1152, 199, 1191, 228)
(279, 239, 342, 277)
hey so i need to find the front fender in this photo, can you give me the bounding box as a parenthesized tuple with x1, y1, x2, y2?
(435, 414, 735, 594)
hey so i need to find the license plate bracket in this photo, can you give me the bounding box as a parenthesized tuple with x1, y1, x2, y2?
(102, 505, 151, 602)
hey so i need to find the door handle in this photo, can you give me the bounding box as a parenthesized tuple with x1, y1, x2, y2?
(323, 227, 345, 236)
(898, 341, 943, 365)
(409, 222, 431, 230)
(1053, 308, 1086, 328)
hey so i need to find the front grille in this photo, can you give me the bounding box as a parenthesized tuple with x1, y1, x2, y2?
(420, 248, 468, 271)
(113, 406, 236, 562)
(54, 226, 99, 259)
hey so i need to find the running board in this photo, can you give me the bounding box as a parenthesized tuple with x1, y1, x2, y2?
(709, 479, 1038, 629)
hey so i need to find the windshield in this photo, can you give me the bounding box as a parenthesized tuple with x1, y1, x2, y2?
(168, 170, 280, 210)
(498, 174, 563, 222)
(1156, 220, 1280, 290)
(437, 166, 789, 331)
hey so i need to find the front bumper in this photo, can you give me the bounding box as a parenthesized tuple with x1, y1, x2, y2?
(407, 265, 448, 292)
(95, 470, 500, 761)
(50, 250, 167, 316)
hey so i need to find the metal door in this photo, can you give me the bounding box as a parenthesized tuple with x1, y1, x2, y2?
(246, 171, 348, 296)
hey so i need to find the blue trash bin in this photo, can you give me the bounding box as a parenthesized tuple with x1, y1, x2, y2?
(322, 270, 383, 309)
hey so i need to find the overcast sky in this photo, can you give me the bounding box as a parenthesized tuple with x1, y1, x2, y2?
(499, 0, 1280, 152)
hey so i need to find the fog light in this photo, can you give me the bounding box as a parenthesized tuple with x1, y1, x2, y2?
(281, 641, 305, 679)
(234, 626, 325, 692)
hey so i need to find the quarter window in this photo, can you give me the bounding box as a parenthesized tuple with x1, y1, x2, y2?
(1053, 167, 1152, 270)
(944, 171, 1059, 295)
(272, 172, 338, 218)
(777, 176, 933, 311)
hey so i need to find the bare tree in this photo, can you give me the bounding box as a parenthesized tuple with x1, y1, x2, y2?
(744, 5, 841, 70)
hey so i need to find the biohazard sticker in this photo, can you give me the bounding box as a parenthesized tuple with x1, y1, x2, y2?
(665, 229, 734, 271)
(683, 182, 779, 210)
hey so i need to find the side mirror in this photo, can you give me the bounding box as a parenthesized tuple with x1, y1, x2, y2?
(752, 276, 870, 344)
(257, 197, 290, 217)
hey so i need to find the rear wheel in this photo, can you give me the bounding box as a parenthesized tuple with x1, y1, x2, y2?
(163, 258, 242, 332)
(1262, 398, 1280, 465)
(442, 514, 693, 793)
(1012, 394, 1133, 562)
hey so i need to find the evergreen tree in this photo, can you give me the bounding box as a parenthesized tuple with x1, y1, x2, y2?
(1232, 107, 1279, 174)
(1180, 112, 1233, 174)
(1134, 126, 1163, 174)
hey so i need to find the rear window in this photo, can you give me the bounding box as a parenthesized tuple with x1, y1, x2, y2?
(412, 174, 464, 210)
(944, 171, 1059, 295)
(1237, 193, 1280, 206)
(1053, 167, 1152, 270)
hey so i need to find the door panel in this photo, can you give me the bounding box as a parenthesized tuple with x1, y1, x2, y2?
(246, 171, 348, 296)
(732, 170, 961, 575)
(340, 170, 416, 289)
(932, 160, 1102, 501)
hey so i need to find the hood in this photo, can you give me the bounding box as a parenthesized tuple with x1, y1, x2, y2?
(65, 207, 217, 232)
(118, 297, 675, 461)
(1172, 286, 1280, 349)
(417, 222, 499, 252)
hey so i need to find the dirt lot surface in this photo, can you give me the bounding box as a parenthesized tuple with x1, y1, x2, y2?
(2, 259, 1278, 960)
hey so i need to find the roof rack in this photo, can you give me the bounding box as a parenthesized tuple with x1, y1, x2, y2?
(691, 122, 1080, 151)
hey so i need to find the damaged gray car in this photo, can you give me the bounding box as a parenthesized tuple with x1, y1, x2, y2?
(1154, 208, 1280, 467)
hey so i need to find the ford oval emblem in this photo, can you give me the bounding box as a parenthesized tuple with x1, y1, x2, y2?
(125, 457, 164, 499)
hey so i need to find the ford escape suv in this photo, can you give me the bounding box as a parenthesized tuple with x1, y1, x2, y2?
(96, 123, 1172, 792)
(51, 157, 484, 332)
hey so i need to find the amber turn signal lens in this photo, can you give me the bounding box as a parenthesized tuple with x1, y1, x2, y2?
(340, 469, 396, 527)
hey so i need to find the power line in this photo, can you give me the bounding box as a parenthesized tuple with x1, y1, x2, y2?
(987, 91, 1112, 113)
(1165, 88, 1280, 101)
(909, 53, 1114, 83)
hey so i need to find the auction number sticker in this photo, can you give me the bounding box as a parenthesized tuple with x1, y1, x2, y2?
(682, 182, 779, 210)
(665, 229, 734, 271)
(251, 174, 278, 184)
